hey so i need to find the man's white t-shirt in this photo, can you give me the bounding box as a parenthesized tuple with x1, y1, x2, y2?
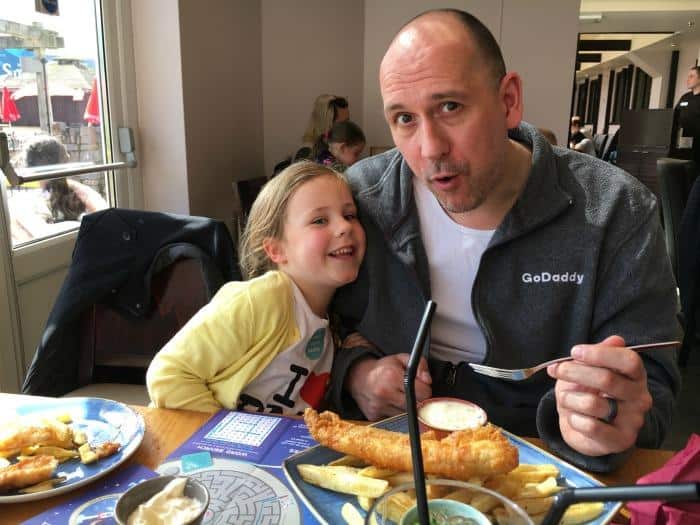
(413, 178, 495, 364)
(238, 281, 333, 415)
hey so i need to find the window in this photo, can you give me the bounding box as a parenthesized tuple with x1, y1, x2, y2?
(632, 67, 652, 110)
(1, 1, 110, 247)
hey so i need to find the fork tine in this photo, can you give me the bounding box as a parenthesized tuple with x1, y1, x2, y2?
(468, 363, 514, 379)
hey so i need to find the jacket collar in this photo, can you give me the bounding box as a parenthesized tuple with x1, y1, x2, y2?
(360, 122, 573, 249)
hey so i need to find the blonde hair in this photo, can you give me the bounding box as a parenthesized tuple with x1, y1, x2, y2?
(239, 161, 349, 279)
(302, 94, 348, 144)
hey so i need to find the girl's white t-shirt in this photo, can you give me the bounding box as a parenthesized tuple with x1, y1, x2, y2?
(238, 281, 333, 415)
(413, 178, 495, 364)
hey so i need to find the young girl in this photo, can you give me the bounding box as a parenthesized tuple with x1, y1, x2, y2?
(315, 120, 366, 172)
(147, 162, 366, 414)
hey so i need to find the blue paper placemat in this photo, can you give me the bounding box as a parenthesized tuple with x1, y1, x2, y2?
(22, 464, 157, 525)
(158, 410, 320, 524)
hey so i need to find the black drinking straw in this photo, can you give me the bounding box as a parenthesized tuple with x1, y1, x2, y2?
(541, 483, 700, 525)
(405, 300, 436, 525)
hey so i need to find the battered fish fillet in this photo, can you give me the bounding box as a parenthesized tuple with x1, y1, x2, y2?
(0, 419, 73, 454)
(304, 409, 518, 480)
(0, 455, 58, 492)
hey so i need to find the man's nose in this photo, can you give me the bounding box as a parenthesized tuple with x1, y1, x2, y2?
(419, 120, 449, 161)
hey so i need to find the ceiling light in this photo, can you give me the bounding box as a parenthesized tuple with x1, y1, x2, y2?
(579, 12, 603, 23)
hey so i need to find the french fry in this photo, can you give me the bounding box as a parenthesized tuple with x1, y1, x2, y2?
(357, 495, 374, 512)
(298, 464, 389, 498)
(513, 496, 554, 515)
(359, 466, 397, 479)
(30, 446, 79, 461)
(444, 487, 477, 504)
(561, 502, 605, 524)
(386, 472, 415, 486)
(382, 491, 415, 523)
(517, 476, 562, 499)
(18, 476, 66, 494)
(78, 443, 98, 464)
(470, 492, 503, 513)
(72, 430, 88, 446)
(494, 507, 541, 525)
(505, 464, 560, 484)
(329, 455, 367, 467)
(55, 413, 72, 424)
(341, 502, 365, 525)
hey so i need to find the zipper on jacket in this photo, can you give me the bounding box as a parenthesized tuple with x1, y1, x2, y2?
(445, 362, 457, 387)
(471, 250, 493, 363)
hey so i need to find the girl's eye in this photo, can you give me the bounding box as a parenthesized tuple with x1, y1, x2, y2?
(395, 113, 413, 125)
(344, 213, 357, 221)
(311, 217, 327, 225)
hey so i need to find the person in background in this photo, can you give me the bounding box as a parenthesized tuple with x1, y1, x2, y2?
(297, 94, 350, 160)
(673, 65, 700, 165)
(24, 135, 107, 222)
(147, 162, 366, 414)
(315, 120, 366, 172)
(569, 117, 596, 156)
(331, 8, 680, 473)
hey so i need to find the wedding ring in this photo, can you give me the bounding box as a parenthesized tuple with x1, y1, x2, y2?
(603, 397, 618, 424)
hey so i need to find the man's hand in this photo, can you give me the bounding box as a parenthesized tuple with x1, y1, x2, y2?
(345, 354, 432, 421)
(547, 335, 653, 456)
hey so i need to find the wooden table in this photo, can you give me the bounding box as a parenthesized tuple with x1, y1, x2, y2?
(2, 401, 677, 523)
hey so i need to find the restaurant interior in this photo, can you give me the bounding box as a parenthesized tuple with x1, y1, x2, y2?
(0, 0, 699, 524)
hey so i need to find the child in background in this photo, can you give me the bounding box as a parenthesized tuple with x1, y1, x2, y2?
(315, 120, 366, 172)
(147, 162, 366, 414)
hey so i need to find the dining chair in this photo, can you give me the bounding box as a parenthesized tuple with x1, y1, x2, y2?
(22, 208, 240, 401)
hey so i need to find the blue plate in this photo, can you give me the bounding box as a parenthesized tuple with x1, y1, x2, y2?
(283, 414, 621, 525)
(0, 397, 145, 503)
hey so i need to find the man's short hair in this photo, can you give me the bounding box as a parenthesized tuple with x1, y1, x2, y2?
(401, 9, 506, 86)
(690, 65, 700, 76)
(571, 116, 582, 127)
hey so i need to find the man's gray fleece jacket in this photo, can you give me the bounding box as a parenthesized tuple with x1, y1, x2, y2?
(330, 122, 681, 473)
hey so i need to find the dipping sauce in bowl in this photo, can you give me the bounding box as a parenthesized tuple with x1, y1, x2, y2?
(417, 397, 487, 438)
(115, 475, 209, 525)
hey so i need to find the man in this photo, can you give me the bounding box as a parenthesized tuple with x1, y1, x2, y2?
(330, 9, 680, 472)
(673, 66, 700, 164)
(569, 116, 596, 156)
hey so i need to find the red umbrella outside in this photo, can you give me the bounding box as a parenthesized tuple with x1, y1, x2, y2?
(1, 86, 21, 124)
(83, 77, 100, 125)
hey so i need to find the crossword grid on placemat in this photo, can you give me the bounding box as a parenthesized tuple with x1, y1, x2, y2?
(205, 412, 282, 446)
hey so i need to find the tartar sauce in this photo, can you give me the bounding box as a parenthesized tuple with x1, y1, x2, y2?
(127, 477, 201, 525)
(419, 400, 486, 431)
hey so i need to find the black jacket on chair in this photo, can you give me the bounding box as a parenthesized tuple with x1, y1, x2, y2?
(22, 208, 240, 396)
(679, 176, 700, 365)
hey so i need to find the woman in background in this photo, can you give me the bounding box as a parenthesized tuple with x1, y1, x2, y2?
(297, 94, 349, 160)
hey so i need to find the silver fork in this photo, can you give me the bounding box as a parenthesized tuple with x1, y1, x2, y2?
(467, 341, 681, 381)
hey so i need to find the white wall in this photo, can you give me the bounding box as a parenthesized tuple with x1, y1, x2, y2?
(131, 1, 189, 215)
(501, 0, 580, 146)
(362, 1, 502, 150)
(261, 0, 365, 177)
(179, 0, 263, 226)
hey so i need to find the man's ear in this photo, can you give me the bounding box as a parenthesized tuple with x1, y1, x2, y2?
(263, 237, 286, 265)
(499, 72, 524, 129)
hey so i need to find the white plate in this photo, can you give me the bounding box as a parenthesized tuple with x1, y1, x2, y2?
(0, 397, 145, 503)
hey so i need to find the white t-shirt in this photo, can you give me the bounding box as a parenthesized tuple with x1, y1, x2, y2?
(238, 281, 333, 415)
(413, 178, 495, 364)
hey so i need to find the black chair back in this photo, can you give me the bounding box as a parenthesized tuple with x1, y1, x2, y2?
(656, 158, 697, 281)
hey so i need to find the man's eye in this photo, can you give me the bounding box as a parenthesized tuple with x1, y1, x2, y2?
(395, 113, 413, 125)
(441, 101, 460, 113)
